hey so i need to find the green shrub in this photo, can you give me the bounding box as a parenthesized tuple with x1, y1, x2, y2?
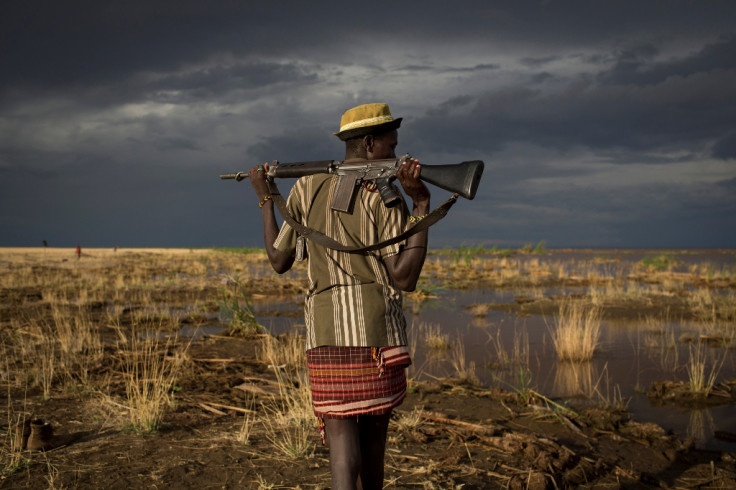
(639, 254, 680, 271)
(218, 280, 266, 334)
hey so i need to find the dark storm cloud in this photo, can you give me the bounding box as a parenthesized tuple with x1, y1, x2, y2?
(397, 64, 499, 74)
(146, 62, 321, 103)
(410, 36, 736, 161)
(4, 1, 731, 90)
(246, 127, 337, 164)
(1, 2, 291, 89)
(425, 96, 475, 117)
(153, 136, 202, 152)
(597, 36, 736, 86)
(1, 1, 735, 248)
(476, 171, 736, 248)
(712, 132, 736, 161)
(529, 72, 557, 85)
(520, 56, 562, 68)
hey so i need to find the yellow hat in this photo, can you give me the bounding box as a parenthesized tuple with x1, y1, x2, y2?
(333, 103, 402, 141)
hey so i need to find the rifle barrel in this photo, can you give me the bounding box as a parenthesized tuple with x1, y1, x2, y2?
(219, 172, 249, 181)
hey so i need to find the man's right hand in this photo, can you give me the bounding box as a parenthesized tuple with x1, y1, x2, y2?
(248, 163, 271, 201)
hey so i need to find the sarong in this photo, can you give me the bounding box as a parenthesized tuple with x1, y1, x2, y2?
(306, 345, 412, 419)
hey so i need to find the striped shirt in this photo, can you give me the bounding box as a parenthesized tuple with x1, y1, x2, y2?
(273, 173, 409, 349)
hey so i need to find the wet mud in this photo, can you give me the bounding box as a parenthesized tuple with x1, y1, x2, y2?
(1, 248, 735, 488)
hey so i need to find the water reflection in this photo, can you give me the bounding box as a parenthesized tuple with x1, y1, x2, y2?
(688, 408, 715, 447)
(552, 362, 597, 398)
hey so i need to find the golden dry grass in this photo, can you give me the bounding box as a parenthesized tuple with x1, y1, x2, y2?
(550, 300, 602, 362)
(259, 335, 314, 459)
(686, 342, 726, 396)
(421, 323, 451, 353)
(0, 247, 295, 443)
(1, 247, 735, 488)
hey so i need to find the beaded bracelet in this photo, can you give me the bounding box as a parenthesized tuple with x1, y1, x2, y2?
(409, 214, 427, 223)
(258, 195, 272, 208)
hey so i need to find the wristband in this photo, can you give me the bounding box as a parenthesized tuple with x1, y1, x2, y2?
(258, 195, 272, 208)
(409, 214, 427, 223)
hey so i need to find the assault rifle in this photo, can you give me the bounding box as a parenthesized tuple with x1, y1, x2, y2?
(220, 153, 484, 213)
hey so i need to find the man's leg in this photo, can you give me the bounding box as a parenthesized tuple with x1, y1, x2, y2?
(357, 413, 391, 490)
(325, 417, 361, 490)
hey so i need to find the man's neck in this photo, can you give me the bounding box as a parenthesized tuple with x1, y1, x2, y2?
(344, 149, 366, 161)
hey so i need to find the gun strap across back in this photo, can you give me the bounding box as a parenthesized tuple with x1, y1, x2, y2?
(267, 179, 458, 254)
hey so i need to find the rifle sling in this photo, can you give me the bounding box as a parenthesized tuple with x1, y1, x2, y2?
(267, 179, 458, 254)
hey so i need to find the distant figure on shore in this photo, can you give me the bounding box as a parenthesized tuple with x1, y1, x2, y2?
(76, 245, 81, 259)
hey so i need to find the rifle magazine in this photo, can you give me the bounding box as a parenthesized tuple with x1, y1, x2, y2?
(331, 174, 359, 213)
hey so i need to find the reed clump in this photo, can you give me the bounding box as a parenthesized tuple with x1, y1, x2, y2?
(487, 323, 530, 371)
(550, 300, 602, 362)
(450, 337, 479, 385)
(422, 323, 451, 354)
(688, 289, 736, 348)
(686, 342, 725, 397)
(640, 313, 679, 373)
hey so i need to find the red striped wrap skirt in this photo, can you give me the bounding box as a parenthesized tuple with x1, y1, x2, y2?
(306, 345, 412, 419)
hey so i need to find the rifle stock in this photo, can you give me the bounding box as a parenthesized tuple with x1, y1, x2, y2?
(419, 160, 484, 200)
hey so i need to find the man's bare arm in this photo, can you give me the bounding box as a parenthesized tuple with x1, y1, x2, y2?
(248, 164, 294, 274)
(384, 158, 430, 291)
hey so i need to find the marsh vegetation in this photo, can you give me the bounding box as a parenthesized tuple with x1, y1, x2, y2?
(1, 247, 734, 488)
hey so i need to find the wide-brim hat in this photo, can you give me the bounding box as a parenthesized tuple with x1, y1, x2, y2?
(333, 103, 402, 141)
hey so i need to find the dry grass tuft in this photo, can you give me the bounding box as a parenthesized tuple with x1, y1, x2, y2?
(236, 394, 257, 446)
(450, 337, 479, 385)
(259, 334, 314, 459)
(392, 407, 424, 434)
(550, 299, 602, 362)
(1, 408, 31, 478)
(259, 334, 306, 376)
(117, 329, 191, 432)
(421, 323, 451, 354)
(468, 303, 493, 317)
(686, 342, 725, 396)
(487, 324, 530, 370)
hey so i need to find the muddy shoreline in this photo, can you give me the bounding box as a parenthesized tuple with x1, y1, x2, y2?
(1, 248, 735, 488)
(4, 334, 735, 489)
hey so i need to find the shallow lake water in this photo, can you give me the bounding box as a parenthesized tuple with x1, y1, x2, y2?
(232, 249, 736, 452)
(404, 288, 736, 452)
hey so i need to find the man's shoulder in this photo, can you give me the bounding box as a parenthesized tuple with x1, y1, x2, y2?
(294, 173, 333, 189)
(287, 174, 331, 197)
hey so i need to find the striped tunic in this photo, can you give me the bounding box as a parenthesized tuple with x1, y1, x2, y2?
(273, 173, 409, 350)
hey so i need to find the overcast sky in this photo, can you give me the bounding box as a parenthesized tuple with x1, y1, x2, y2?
(1, 1, 735, 249)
